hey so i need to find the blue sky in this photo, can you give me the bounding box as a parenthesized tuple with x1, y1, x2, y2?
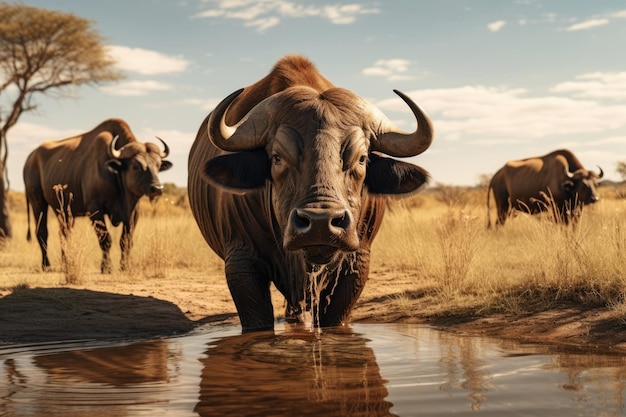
(5, 0, 626, 191)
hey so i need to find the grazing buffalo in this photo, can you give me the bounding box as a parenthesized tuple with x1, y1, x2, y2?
(23, 118, 172, 272)
(487, 149, 603, 227)
(188, 55, 433, 332)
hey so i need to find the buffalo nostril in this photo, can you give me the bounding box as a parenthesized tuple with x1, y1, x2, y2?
(291, 210, 312, 232)
(330, 211, 350, 230)
(290, 208, 352, 237)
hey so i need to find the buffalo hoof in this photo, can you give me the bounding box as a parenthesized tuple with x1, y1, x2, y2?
(100, 262, 112, 274)
(41, 258, 51, 272)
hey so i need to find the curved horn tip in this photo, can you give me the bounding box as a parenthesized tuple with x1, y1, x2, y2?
(155, 136, 170, 158)
(394, 89, 434, 135)
(597, 165, 604, 179)
(392, 89, 407, 100)
(109, 135, 122, 159)
(207, 87, 271, 152)
(373, 89, 434, 158)
(207, 88, 245, 139)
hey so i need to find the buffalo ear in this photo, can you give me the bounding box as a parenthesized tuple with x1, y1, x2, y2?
(105, 159, 123, 174)
(160, 160, 173, 172)
(202, 149, 270, 194)
(366, 153, 430, 195)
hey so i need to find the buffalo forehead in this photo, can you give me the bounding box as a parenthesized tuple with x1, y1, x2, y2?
(272, 126, 303, 163)
(275, 87, 374, 127)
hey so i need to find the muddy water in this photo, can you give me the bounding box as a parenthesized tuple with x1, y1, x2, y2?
(1, 323, 625, 417)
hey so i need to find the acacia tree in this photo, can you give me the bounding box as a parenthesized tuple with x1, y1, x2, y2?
(0, 3, 123, 239)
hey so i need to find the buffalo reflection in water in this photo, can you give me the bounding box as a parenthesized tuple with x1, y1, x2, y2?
(195, 325, 396, 417)
(4, 325, 626, 416)
(1, 340, 174, 417)
(33, 340, 171, 386)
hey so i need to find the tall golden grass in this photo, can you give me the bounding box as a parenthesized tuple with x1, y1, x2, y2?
(373, 184, 626, 317)
(1, 183, 625, 319)
(0, 189, 222, 290)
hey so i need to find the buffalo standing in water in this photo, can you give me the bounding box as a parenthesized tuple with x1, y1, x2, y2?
(188, 55, 433, 331)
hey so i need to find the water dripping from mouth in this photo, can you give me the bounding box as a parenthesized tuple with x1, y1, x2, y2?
(303, 263, 326, 332)
(304, 253, 355, 331)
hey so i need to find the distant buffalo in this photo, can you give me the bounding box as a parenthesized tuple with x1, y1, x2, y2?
(188, 55, 433, 331)
(487, 149, 603, 227)
(23, 118, 172, 272)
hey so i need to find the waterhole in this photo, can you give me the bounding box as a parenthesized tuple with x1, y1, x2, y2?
(1, 323, 625, 416)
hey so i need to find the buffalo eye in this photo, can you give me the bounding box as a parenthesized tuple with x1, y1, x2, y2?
(272, 154, 282, 165)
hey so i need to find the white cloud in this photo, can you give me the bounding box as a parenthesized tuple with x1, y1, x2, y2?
(550, 72, 626, 100)
(362, 59, 416, 81)
(376, 85, 626, 142)
(174, 98, 222, 112)
(487, 20, 506, 32)
(245, 16, 280, 31)
(193, 0, 379, 32)
(593, 136, 626, 145)
(107, 45, 190, 75)
(565, 18, 610, 31)
(517, 10, 624, 32)
(322, 5, 374, 24)
(554, 9, 626, 32)
(100, 80, 173, 96)
(609, 10, 626, 19)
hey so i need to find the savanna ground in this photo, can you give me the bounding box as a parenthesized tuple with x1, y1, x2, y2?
(1, 183, 626, 352)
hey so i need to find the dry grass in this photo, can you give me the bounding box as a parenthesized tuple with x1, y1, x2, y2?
(373, 184, 626, 318)
(0, 189, 221, 287)
(1, 183, 625, 322)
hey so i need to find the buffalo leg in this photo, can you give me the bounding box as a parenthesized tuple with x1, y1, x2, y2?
(119, 210, 138, 272)
(34, 208, 51, 270)
(495, 198, 510, 226)
(225, 254, 274, 332)
(91, 217, 112, 273)
(119, 222, 134, 272)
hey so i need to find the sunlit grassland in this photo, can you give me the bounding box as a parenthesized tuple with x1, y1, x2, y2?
(1, 184, 625, 320)
(372, 184, 626, 318)
(0, 190, 223, 290)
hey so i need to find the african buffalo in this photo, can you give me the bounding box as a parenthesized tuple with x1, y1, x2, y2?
(487, 149, 603, 227)
(188, 55, 433, 332)
(23, 118, 172, 272)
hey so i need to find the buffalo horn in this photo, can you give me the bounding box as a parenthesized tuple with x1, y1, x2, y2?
(371, 90, 434, 158)
(207, 88, 270, 152)
(597, 165, 604, 179)
(108, 135, 122, 159)
(155, 136, 170, 158)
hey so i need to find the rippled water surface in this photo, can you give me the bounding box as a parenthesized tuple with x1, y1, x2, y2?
(1, 323, 626, 416)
